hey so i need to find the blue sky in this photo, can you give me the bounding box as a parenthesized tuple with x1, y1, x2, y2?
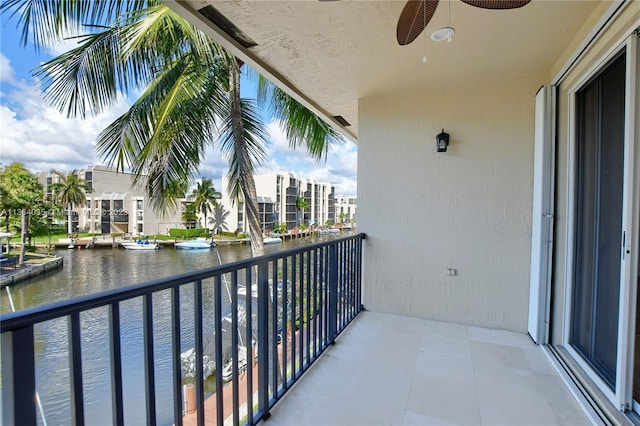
(0, 12, 357, 196)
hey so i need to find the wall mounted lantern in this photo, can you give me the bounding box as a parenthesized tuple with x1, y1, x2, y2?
(436, 129, 450, 153)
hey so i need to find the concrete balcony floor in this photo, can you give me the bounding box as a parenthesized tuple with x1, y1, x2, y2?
(265, 311, 592, 425)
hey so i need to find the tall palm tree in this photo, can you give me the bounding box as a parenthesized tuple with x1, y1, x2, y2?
(181, 202, 198, 229)
(2, 0, 342, 256)
(188, 177, 220, 232)
(50, 170, 93, 237)
(295, 196, 309, 227)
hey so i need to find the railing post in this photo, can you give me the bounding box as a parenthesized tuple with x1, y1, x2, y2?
(328, 244, 338, 343)
(69, 313, 85, 426)
(109, 303, 124, 426)
(2, 326, 37, 426)
(171, 287, 183, 426)
(143, 294, 156, 425)
(256, 261, 270, 420)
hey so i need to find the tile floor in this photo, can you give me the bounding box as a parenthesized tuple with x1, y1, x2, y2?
(263, 311, 593, 425)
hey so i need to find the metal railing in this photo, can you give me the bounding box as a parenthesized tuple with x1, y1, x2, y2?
(1, 233, 365, 426)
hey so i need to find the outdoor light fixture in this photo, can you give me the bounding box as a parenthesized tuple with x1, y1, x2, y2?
(436, 129, 450, 152)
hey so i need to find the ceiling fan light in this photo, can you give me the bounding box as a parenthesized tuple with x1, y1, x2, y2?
(431, 27, 455, 42)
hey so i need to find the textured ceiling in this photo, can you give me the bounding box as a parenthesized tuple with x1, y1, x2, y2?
(171, 0, 603, 140)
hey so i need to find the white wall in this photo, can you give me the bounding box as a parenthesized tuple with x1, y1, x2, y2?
(359, 74, 545, 332)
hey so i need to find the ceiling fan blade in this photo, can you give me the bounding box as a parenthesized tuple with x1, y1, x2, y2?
(397, 0, 439, 46)
(460, 0, 531, 10)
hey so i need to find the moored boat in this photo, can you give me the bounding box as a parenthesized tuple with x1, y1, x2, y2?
(263, 236, 282, 245)
(121, 241, 159, 250)
(175, 239, 215, 249)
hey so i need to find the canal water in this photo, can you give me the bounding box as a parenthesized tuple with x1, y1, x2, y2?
(1, 235, 340, 426)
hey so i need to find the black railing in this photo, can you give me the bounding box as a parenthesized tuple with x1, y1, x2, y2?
(1, 233, 365, 426)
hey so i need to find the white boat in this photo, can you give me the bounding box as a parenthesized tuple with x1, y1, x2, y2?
(175, 239, 215, 249)
(319, 228, 340, 235)
(121, 241, 159, 250)
(263, 236, 282, 245)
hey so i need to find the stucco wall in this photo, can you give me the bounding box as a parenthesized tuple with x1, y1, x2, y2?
(359, 74, 545, 332)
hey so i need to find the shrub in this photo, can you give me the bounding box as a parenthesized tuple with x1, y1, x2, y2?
(217, 231, 247, 238)
(168, 228, 211, 239)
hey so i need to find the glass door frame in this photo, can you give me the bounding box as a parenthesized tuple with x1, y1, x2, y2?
(562, 32, 639, 413)
(625, 31, 640, 414)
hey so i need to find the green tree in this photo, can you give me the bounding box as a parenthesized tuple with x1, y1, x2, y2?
(273, 222, 287, 235)
(2, 0, 342, 257)
(0, 180, 11, 233)
(0, 163, 44, 265)
(181, 203, 198, 229)
(188, 178, 220, 231)
(50, 170, 93, 238)
(338, 211, 347, 224)
(295, 196, 309, 226)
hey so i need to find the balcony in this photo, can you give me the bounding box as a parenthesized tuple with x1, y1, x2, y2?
(265, 312, 591, 425)
(1, 234, 364, 425)
(1, 232, 590, 425)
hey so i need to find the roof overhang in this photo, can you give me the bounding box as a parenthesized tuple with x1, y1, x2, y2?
(166, 1, 609, 141)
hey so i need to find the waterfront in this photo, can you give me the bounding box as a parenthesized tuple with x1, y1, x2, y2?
(1, 234, 345, 425)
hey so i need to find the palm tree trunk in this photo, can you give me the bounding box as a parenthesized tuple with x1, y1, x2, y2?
(18, 210, 27, 266)
(230, 58, 264, 258)
(67, 203, 73, 238)
(230, 58, 283, 386)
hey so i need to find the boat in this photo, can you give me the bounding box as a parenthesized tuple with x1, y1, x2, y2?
(121, 241, 159, 250)
(181, 315, 252, 382)
(263, 236, 282, 245)
(175, 239, 215, 249)
(319, 228, 340, 235)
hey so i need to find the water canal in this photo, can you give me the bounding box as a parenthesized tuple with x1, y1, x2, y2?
(1, 234, 345, 425)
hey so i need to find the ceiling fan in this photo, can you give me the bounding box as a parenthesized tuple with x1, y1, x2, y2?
(396, 0, 531, 46)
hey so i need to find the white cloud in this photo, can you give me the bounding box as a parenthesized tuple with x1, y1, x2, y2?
(0, 53, 16, 84)
(260, 119, 358, 196)
(45, 35, 84, 57)
(0, 62, 358, 198)
(0, 78, 129, 173)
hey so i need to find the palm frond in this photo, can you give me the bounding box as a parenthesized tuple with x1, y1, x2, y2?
(257, 75, 343, 162)
(33, 4, 224, 118)
(269, 85, 343, 161)
(96, 52, 225, 213)
(219, 97, 268, 203)
(34, 28, 123, 117)
(1, 0, 155, 48)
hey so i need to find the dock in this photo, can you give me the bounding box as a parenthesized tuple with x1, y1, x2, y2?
(181, 322, 313, 425)
(0, 256, 63, 287)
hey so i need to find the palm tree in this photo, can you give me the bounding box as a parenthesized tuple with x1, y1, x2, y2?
(188, 178, 220, 232)
(2, 0, 342, 257)
(295, 196, 309, 227)
(181, 203, 198, 229)
(50, 170, 93, 238)
(338, 211, 347, 224)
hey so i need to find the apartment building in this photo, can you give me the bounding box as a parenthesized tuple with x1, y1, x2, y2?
(334, 195, 357, 223)
(38, 165, 185, 236)
(220, 172, 336, 233)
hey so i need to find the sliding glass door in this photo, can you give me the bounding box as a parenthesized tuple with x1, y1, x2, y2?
(570, 52, 627, 390)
